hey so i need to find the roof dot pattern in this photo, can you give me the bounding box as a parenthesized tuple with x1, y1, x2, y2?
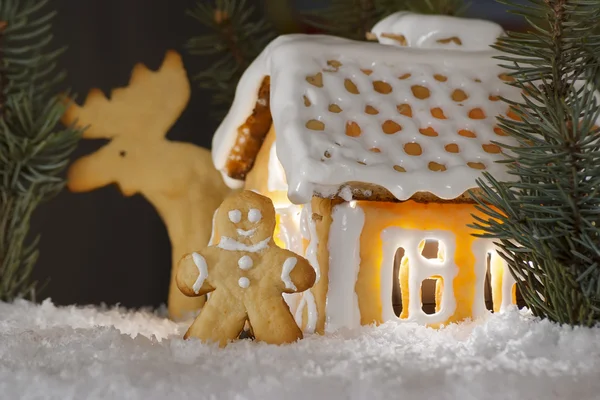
(274, 48, 514, 203)
(275, 48, 522, 202)
(212, 34, 524, 203)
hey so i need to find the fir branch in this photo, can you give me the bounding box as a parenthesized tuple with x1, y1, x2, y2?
(377, 0, 470, 18)
(471, 0, 600, 326)
(185, 0, 276, 120)
(0, 0, 82, 302)
(305, 0, 470, 40)
(304, 0, 378, 40)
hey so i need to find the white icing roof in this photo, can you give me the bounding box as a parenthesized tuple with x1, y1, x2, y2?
(213, 31, 523, 205)
(370, 12, 505, 50)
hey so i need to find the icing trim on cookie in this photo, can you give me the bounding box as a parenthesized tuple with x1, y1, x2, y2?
(237, 228, 257, 237)
(238, 277, 250, 288)
(238, 255, 253, 270)
(191, 252, 209, 294)
(218, 236, 271, 252)
(282, 257, 298, 291)
(208, 209, 218, 246)
(228, 209, 242, 223)
(295, 290, 317, 334)
(248, 208, 262, 223)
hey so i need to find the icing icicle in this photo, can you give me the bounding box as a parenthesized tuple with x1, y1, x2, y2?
(325, 202, 364, 332)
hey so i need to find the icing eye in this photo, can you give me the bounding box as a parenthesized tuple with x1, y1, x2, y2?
(119, 151, 127, 157)
(248, 208, 262, 223)
(228, 210, 242, 223)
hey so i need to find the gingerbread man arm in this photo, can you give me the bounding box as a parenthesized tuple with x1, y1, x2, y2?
(276, 249, 316, 294)
(176, 248, 219, 297)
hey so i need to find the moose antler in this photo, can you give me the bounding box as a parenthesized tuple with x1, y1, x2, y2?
(62, 50, 191, 139)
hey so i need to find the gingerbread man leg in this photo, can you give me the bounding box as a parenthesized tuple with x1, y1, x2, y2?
(245, 296, 303, 345)
(185, 289, 247, 347)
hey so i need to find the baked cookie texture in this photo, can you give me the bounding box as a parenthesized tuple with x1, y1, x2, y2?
(177, 190, 316, 347)
(63, 51, 231, 320)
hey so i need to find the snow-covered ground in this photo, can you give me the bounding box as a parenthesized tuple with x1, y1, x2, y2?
(1, 300, 599, 400)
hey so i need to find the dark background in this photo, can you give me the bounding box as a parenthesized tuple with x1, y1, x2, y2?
(30, 0, 524, 309)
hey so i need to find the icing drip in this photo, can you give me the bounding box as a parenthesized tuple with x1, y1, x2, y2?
(300, 206, 310, 240)
(228, 210, 242, 223)
(301, 204, 321, 284)
(294, 290, 317, 333)
(281, 257, 298, 291)
(238, 255, 253, 270)
(339, 187, 353, 202)
(371, 12, 505, 51)
(248, 208, 262, 223)
(238, 277, 250, 288)
(268, 143, 288, 192)
(191, 252, 209, 294)
(217, 237, 270, 252)
(380, 228, 458, 325)
(325, 202, 364, 332)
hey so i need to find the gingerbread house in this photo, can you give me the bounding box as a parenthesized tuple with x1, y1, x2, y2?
(211, 13, 521, 334)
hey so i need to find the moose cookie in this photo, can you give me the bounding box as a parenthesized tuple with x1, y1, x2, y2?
(177, 190, 316, 347)
(62, 51, 231, 320)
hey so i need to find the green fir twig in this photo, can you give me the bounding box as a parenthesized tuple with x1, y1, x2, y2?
(303, 0, 378, 41)
(185, 0, 276, 121)
(0, 0, 82, 302)
(378, 0, 470, 17)
(470, 0, 600, 326)
(304, 0, 470, 40)
(187, 0, 470, 119)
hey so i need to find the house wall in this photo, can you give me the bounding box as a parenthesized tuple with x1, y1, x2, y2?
(358, 201, 484, 326)
(298, 199, 519, 333)
(241, 126, 517, 332)
(244, 125, 290, 206)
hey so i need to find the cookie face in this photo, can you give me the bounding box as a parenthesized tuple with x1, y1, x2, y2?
(215, 191, 276, 248)
(176, 190, 317, 347)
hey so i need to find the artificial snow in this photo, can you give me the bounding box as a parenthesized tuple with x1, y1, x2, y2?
(1, 300, 599, 400)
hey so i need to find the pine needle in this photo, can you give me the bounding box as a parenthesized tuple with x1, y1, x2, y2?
(185, 0, 276, 121)
(471, 0, 600, 327)
(0, 0, 83, 301)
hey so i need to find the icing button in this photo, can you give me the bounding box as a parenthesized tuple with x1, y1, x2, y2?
(238, 255, 253, 270)
(238, 277, 250, 288)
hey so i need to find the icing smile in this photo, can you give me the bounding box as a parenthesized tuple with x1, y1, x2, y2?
(237, 228, 257, 237)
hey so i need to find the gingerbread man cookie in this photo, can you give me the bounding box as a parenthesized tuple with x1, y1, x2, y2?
(177, 190, 316, 347)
